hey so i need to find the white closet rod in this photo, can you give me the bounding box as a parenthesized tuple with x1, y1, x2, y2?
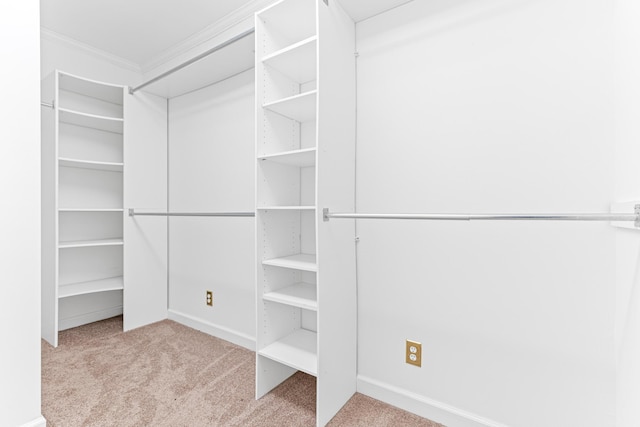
(128, 209, 254, 218)
(129, 28, 255, 95)
(322, 207, 640, 226)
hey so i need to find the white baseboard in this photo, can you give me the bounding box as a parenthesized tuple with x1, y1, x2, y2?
(20, 415, 47, 427)
(58, 306, 123, 331)
(357, 375, 509, 427)
(168, 309, 255, 351)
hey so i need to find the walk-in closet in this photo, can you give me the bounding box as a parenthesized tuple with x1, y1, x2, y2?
(4, 0, 640, 426)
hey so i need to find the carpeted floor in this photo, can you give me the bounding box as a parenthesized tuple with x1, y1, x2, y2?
(42, 317, 443, 426)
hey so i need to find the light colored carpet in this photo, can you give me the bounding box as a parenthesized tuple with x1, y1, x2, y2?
(42, 317, 443, 426)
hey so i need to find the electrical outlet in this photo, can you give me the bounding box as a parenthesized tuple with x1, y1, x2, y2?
(406, 339, 422, 367)
(206, 291, 213, 306)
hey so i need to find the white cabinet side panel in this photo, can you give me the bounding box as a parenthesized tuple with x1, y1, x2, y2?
(168, 69, 255, 343)
(41, 73, 58, 346)
(316, 1, 358, 425)
(123, 91, 168, 331)
(1, 3, 42, 424)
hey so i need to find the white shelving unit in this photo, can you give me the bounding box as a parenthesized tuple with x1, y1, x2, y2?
(58, 208, 124, 212)
(257, 147, 316, 167)
(258, 329, 318, 376)
(58, 238, 124, 249)
(59, 157, 124, 172)
(263, 282, 318, 311)
(59, 108, 124, 134)
(58, 276, 124, 299)
(42, 70, 125, 347)
(258, 206, 316, 211)
(262, 36, 317, 82)
(255, 1, 357, 425)
(262, 254, 318, 272)
(263, 90, 317, 122)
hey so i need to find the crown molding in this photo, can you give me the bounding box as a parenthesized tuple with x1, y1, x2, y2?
(40, 27, 142, 73)
(140, 0, 275, 75)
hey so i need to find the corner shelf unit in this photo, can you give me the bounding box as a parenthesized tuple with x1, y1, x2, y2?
(255, 0, 357, 426)
(41, 70, 125, 347)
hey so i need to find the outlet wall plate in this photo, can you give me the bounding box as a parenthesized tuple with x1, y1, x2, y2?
(406, 339, 422, 367)
(206, 291, 213, 306)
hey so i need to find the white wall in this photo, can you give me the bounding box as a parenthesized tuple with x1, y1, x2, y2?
(355, 1, 616, 426)
(0, 1, 45, 426)
(167, 70, 255, 349)
(40, 31, 141, 86)
(614, 0, 640, 426)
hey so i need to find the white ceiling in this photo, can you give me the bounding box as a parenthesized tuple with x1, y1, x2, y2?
(339, 0, 413, 23)
(40, 0, 414, 69)
(40, 0, 256, 66)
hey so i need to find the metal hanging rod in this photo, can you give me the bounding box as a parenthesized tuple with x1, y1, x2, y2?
(129, 209, 254, 218)
(41, 101, 54, 108)
(129, 28, 255, 95)
(323, 207, 640, 227)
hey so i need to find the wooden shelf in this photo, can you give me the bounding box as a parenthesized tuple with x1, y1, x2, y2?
(58, 276, 124, 299)
(59, 108, 123, 134)
(59, 157, 123, 172)
(263, 282, 317, 311)
(263, 36, 317, 83)
(58, 238, 123, 249)
(262, 254, 317, 272)
(263, 91, 316, 123)
(259, 329, 317, 376)
(258, 148, 316, 167)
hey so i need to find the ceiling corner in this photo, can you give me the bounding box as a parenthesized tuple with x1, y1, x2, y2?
(40, 27, 143, 74)
(140, 0, 275, 75)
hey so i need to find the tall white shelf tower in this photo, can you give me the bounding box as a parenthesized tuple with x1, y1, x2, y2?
(42, 71, 125, 347)
(254, 0, 357, 425)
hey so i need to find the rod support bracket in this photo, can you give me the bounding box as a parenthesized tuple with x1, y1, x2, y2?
(128, 208, 134, 217)
(635, 204, 640, 228)
(323, 208, 330, 222)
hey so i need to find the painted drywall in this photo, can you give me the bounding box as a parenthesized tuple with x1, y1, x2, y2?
(614, 0, 640, 426)
(355, 0, 615, 425)
(167, 69, 255, 349)
(40, 30, 141, 86)
(0, 2, 45, 426)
